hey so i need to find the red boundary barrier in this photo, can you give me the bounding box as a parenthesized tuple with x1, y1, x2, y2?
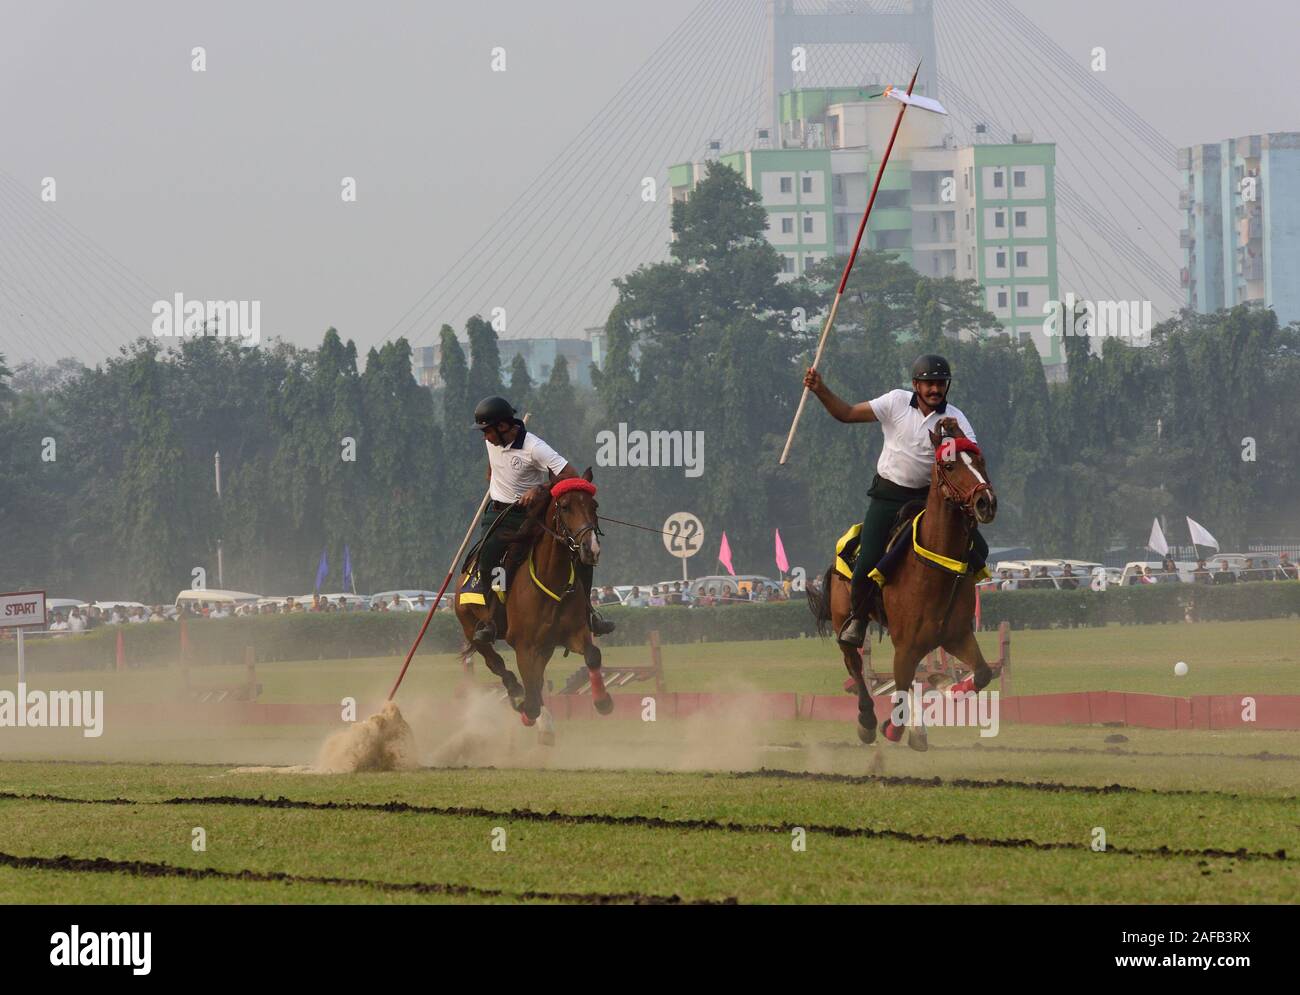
(108, 691, 1300, 729)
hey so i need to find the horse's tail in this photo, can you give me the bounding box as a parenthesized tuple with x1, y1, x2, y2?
(807, 564, 836, 637)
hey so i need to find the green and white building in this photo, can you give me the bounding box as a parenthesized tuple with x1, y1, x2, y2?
(670, 87, 1063, 374)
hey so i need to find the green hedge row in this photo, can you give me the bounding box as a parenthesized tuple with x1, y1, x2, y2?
(978, 580, 1300, 629)
(5, 582, 1296, 672)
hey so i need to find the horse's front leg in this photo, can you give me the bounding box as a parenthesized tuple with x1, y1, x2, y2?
(882, 642, 928, 752)
(568, 626, 613, 715)
(937, 626, 994, 694)
(480, 641, 525, 711)
(516, 642, 556, 728)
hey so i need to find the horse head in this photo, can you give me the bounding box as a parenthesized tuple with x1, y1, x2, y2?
(928, 418, 997, 525)
(547, 467, 602, 566)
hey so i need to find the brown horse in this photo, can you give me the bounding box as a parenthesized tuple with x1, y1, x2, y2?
(455, 468, 613, 739)
(809, 417, 998, 751)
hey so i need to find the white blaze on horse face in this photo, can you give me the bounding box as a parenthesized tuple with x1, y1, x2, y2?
(960, 451, 986, 485)
(585, 528, 600, 563)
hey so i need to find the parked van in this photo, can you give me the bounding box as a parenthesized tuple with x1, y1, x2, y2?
(173, 589, 261, 612)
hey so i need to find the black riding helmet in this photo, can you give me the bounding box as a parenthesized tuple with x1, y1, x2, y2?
(472, 395, 515, 428)
(910, 354, 952, 382)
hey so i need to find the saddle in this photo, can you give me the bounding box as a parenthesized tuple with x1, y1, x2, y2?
(834, 500, 926, 632)
(458, 542, 527, 611)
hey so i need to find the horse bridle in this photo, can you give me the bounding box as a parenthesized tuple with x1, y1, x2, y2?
(934, 436, 992, 522)
(538, 499, 602, 560)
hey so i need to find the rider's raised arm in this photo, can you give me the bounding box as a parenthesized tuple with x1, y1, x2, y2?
(842, 400, 880, 424)
(804, 368, 879, 423)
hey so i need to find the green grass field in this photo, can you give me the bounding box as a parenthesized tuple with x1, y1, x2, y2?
(0, 619, 1296, 904)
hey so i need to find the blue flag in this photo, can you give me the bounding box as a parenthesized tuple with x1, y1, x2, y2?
(342, 544, 353, 593)
(314, 548, 329, 593)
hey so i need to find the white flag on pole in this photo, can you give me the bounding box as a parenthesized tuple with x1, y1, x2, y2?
(1147, 517, 1168, 556)
(1186, 516, 1219, 552)
(882, 87, 948, 116)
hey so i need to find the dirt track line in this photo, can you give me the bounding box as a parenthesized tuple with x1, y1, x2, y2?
(784, 740, 1300, 763)
(724, 767, 1253, 799)
(0, 850, 731, 905)
(0, 757, 1276, 800)
(0, 791, 1287, 863)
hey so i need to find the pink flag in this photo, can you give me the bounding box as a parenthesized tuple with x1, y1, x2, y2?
(774, 529, 789, 574)
(718, 532, 736, 576)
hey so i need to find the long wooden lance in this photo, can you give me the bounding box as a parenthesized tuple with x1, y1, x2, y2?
(779, 62, 923, 466)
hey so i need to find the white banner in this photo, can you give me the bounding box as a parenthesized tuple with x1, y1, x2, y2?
(1147, 518, 1168, 556)
(0, 591, 46, 629)
(1186, 516, 1220, 552)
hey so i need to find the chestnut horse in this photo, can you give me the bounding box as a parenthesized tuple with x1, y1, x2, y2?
(808, 418, 998, 751)
(455, 468, 613, 737)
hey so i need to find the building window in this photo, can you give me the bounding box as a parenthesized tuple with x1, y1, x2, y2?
(781, 217, 794, 234)
(803, 215, 814, 234)
(1013, 169, 1026, 187)
(994, 211, 1005, 228)
(801, 175, 813, 194)
(993, 170, 1004, 188)
(997, 291, 1008, 308)
(963, 171, 969, 190)
(966, 251, 972, 270)
(781, 255, 795, 273)
(995, 250, 1006, 268)
(1016, 290, 1029, 307)
(832, 174, 844, 196)
(1014, 210, 1027, 227)
(780, 176, 793, 194)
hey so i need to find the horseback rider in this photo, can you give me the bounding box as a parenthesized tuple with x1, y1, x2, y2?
(802, 354, 989, 647)
(470, 395, 615, 644)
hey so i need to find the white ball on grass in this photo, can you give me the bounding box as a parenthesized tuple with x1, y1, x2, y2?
(1174, 661, 1188, 677)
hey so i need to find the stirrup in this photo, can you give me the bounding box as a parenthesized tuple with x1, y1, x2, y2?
(838, 614, 866, 648)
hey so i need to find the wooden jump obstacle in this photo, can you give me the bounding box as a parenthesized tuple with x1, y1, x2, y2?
(559, 629, 667, 695)
(180, 644, 263, 703)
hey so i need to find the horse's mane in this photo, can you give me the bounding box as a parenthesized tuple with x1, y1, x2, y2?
(499, 503, 547, 550)
(935, 416, 965, 439)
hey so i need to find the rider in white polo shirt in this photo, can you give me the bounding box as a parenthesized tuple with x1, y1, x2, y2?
(803, 354, 989, 647)
(469, 395, 615, 644)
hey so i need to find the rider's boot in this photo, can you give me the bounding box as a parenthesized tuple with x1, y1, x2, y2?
(838, 575, 877, 648)
(471, 605, 496, 644)
(577, 562, 615, 635)
(589, 607, 615, 636)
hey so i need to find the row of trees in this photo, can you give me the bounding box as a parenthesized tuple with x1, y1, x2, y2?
(2, 163, 1297, 600)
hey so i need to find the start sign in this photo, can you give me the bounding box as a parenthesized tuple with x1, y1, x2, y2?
(0, 591, 46, 629)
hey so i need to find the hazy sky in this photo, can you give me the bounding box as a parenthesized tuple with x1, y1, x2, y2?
(1, 0, 1296, 367)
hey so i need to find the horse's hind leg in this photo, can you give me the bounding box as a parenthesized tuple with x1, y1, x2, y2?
(841, 644, 876, 743)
